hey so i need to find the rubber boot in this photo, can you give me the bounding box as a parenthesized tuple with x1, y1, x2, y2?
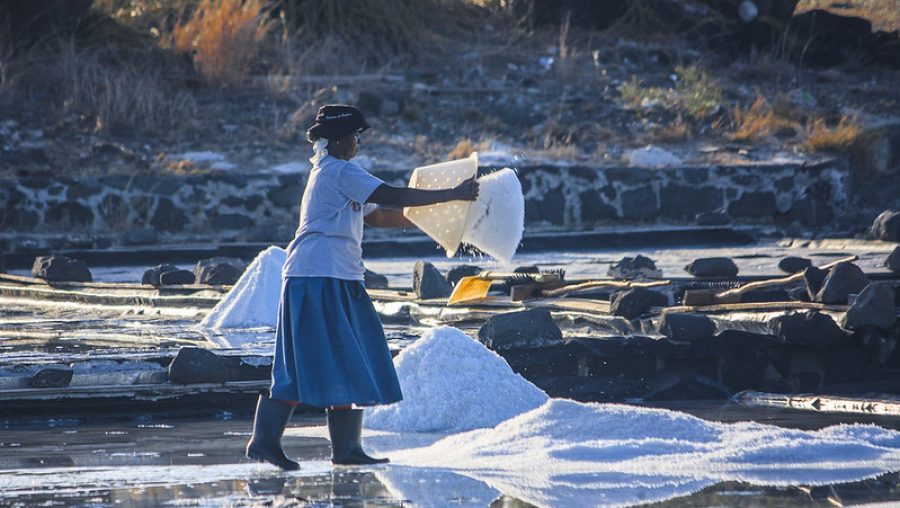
(246, 395, 300, 470)
(327, 408, 389, 465)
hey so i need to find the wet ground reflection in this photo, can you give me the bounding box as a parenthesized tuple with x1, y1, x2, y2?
(2, 409, 900, 507)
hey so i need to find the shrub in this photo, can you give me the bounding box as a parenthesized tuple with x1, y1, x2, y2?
(728, 96, 799, 142)
(170, 0, 272, 86)
(806, 116, 862, 153)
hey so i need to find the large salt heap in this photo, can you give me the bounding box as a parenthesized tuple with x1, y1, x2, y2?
(199, 246, 286, 330)
(365, 326, 548, 433)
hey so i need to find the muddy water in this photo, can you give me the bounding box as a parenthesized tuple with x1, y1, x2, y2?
(2, 403, 900, 508)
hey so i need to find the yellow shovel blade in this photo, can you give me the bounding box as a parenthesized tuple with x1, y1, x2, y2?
(447, 276, 494, 305)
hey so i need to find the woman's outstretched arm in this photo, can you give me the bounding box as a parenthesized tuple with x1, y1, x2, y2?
(363, 207, 414, 228)
(367, 178, 479, 207)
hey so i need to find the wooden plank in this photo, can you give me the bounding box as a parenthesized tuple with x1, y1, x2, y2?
(0, 380, 270, 402)
(531, 298, 612, 314)
(0, 284, 221, 308)
(736, 391, 900, 417)
(664, 301, 848, 314)
(0, 273, 230, 294)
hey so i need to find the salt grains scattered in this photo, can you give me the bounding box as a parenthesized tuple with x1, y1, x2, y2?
(365, 326, 548, 433)
(461, 168, 524, 264)
(199, 246, 286, 330)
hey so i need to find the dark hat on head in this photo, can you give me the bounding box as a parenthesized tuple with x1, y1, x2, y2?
(306, 104, 370, 142)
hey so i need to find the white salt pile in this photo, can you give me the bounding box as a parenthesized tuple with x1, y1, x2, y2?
(351, 325, 900, 507)
(461, 168, 524, 264)
(365, 326, 548, 433)
(383, 398, 900, 507)
(199, 246, 286, 330)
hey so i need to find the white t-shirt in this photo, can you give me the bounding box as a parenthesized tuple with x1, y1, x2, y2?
(282, 155, 384, 281)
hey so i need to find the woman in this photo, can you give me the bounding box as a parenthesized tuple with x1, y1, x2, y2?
(246, 104, 478, 469)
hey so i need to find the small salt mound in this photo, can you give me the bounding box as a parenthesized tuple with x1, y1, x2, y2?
(627, 145, 681, 168)
(461, 168, 524, 264)
(365, 326, 548, 433)
(199, 246, 286, 330)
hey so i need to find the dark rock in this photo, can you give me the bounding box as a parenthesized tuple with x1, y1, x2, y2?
(168, 347, 231, 384)
(728, 191, 776, 219)
(610, 288, 666, 320)
(413, 260, 452, 299)
(620, 187, 658, 221)
(658, 313, 716, 342)
(870, 210, 900, 242)
(642, 372, 733, 401)
(607, 255, 662, 279)
(31, 255, 92, 282)
(778, 257, 812, 274)
(194, 257, 247, 285)
(816, 262, 870, 304)
(580, 190, 618, 222)
(514, 265, 540, 274)
(842, 283, 897, 331)
(770, 311, 847, 347)
(363, 269, 389, 289)
(787, 182, 834, 226)
(45, 201, 94, 228)
(142, 264, 180, 286)
(151, 197, 189, 232)
(447, 265, 482, 286)
(210, 213, 255, 230)
(269, 185, 303, 208)
(238, 222, 296, 243)
(524, 187, 565, 225)
(684, 257, 739, 277)
(659, 184, 723, 220)
(787, 350, 824, 392)
(159, 269, 196, 286)
(787, 285, 811, 302)
(121, 227, 158, 246)
(888, 246, 900, 273)
(29, 367, 74, 388)
(67, 182, 104, 199)
(478, 308, 562, 350)
(695, 210, 731, 226)
(802, 266, 828, 300)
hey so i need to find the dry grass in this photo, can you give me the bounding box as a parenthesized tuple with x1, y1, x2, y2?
(728, 97, 800, 142)
(58, 41, 197, 132)
(170, 0, 272, 87)
(805, 116, 862, 153)
(619, 65, 723, 119)
(448, 138, 477, 159)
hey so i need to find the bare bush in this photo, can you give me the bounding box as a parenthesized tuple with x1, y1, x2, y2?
(170, 0, 272, 87)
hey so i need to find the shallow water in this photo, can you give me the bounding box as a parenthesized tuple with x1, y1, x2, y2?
(2, 404, 900, 508)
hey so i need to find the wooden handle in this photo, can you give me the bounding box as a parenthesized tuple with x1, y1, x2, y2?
(719, 255, 859, 298)
(542, 279, 669, 297)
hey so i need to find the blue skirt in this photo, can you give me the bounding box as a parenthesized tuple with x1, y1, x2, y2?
(269, 276, 403, 408)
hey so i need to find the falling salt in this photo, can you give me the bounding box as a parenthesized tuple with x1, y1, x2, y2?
(461, 168, 525, 265)
(199, 246, 286, 330)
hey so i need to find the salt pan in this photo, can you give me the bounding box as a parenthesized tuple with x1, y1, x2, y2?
(461, 168, 524, 264)
(365, 326, 547, 433)
(199, 246, 286, 330)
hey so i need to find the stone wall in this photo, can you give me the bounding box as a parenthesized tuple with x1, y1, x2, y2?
(0, 161, 850, 235)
